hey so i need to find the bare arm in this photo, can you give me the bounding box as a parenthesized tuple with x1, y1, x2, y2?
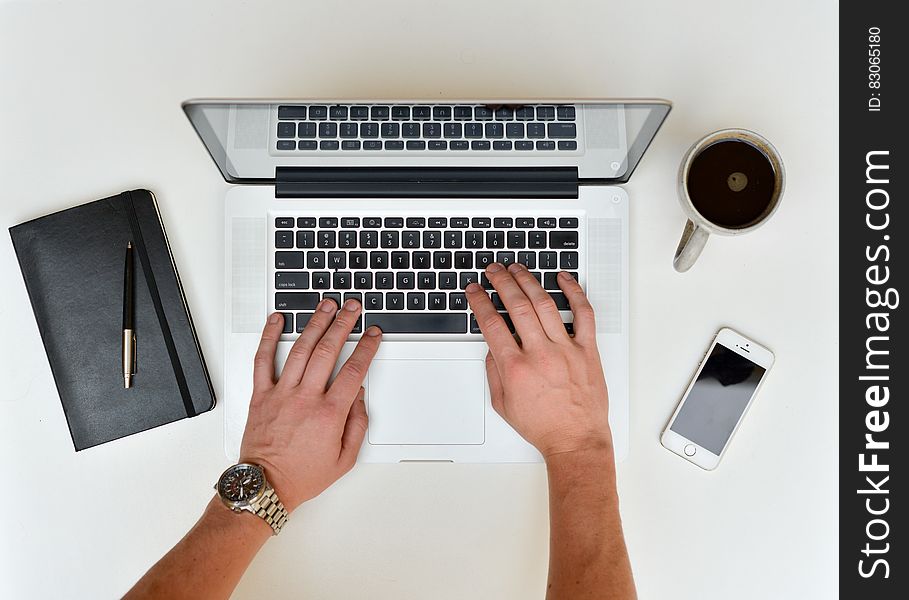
(125, 300, 382, 599)
(466, 263, 636, 599)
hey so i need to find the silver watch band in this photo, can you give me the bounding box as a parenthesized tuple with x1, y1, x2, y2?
(250, 486, 289, 535)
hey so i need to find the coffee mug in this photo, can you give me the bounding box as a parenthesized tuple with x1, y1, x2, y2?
(673, 129, 785, 272)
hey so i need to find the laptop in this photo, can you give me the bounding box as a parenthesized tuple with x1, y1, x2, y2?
(183, 98, 671, 463)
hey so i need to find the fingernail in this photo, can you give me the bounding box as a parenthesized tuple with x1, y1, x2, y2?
(319, 299, 336, 312)
(366, 326, 382, 337)
(558, 271, 573, 281)
(507, 262, 523, 273)
(344, 299, 360, 311)
(465, 282, 481, 293)
(268, 312, 281, 324)
(486, 263, 504, 273)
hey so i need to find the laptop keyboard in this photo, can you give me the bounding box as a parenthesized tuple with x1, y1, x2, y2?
(274, 104, 579, 153)
(271, 215, 582, 336)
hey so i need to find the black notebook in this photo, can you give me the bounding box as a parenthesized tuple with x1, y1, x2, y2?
(9, 190, 215, 450)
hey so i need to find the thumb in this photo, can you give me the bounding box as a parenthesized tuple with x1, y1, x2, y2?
(339, 387, 368, 471)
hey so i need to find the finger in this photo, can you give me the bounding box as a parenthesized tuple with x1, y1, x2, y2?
(465, 282, 518, 359)
(329, 326, 382, 406)
(485, 351, 505, 416)
(279, 299, 339, 385)
(253, 312, 284, 391)
(557, 271, 596, 344)
(299, 299, 363, 391)
(338, 387, 368, 470)
(483, 263, 546, 346)
(506, 263, 570, 342)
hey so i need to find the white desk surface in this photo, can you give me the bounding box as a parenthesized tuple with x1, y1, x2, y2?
(0, 1, 838, 598)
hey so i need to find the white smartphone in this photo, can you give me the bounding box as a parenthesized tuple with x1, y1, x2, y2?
(660, 327, 774, 470)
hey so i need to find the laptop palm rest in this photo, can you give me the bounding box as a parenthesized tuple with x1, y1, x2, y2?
(367, 358, 486, 445)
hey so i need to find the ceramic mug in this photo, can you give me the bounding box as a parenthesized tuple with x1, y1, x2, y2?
(673, 129, 785, 272)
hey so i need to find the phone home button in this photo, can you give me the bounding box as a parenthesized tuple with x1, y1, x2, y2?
(684, 444, 697, 457)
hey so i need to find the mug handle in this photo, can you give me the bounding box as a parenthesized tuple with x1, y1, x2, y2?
(673, 220, 710, 272)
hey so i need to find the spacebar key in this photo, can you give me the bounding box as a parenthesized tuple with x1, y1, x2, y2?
(366, 313, 467, 333)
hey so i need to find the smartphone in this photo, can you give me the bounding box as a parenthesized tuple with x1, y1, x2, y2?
(660, 327, 774, 470)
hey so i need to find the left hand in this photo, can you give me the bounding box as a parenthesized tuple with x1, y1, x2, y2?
(239, 299, 382, 512)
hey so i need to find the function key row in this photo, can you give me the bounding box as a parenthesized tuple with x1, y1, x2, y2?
(278, 105, 575, 122)
(275, 217, 578, 229)
(276, 139, 577, 151)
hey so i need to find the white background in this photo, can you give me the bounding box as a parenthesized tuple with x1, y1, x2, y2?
(0, 1, 838, 598)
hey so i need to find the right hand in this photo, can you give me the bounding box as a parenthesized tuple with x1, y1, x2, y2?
(465, 263, 613, 460)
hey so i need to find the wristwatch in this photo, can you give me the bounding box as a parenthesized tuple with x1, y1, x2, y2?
(215, 463, 288, 535)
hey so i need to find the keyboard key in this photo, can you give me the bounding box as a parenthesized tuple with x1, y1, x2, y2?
(433, 106, 452, 120)
(375, 272, 394, 289)
(537, 217, 557, 228)
(364, 140, 383, 150)
(406, 140, 426, 150)
(465, 231, 483, 248)
(275, 231, 294, 248)
(464, 123, 483, 138)
(449, 292, 468, 310)
(276, 140, 296, 150)
(539, 251, 558, 269)
(494, 107, 514, 120)
(516, 217, 535, 228)
(433, 251, 452, 269)
(405, 292, 425, 310)
(275, 251, 304, 269)
(486, 231, 504, 248)
(439, 272, 457, 289)
(392, 106, 410, 120)
(365, 292, 383, 310)
(312, 272, 331, 289)
(381, 231, 399, 248)
(528, 231, 547, 248)
(277, 122, 296, 138)
(429, 140, 447, 150)
(493, 217, 513, 228)
(386, 293, 405, 310)
(474, 107, 493, 120)
(402, 122, 420, 138)
(319, 122, 338, 137)
(297, 217, 316, 228)
(370, 251, 389, 269)
(493, 141, 512, 150)
(350, 106, 369, 119)
(444, 231, 462, 248)
(453, 106, 473, 120)
(275, 217, 294, 228)
(422, 122, 441, 138)
(297, 140, 318, 150)
(505, 123, 524, 139)
(278, 106, 307, 119)
(319, 217, 338, 228)
(275, 292, 319, 310)
(480, 273, 493, 290)
(294, 312, 313, 333)
(544, 271, 578, 290)
(297, 122, 316, 138)
(412, 106, 431, 120)
(557, 105, 576, 120)
(406, 217, 425, 228)
(333, 272, 352, 289)
(515, 106, 535, 120)
(507, 231, 526, 248)
(360, 123, 379, 138)
(549, 292, 570, 310)
(391, 251, 409, 269)
(363, 217, 383, 228)
(339, 122, 357, 138)
(485, 123, 504, 138)
(536, 106, 555, 120)
(366, 313, 467, 333)
(428, 292, 446, 310)
(429, 217, 447, 228)
(469, 139, 489, 148)
(559, 217, 579, 229)
(515, 140, 534, 150)
(328, 251, 346, 269)
(320, 140, 339, 150)
(371, 106, 390, 120)
(476, 252, 494, 269)
(517, 251, 536, 268)
(407, 271, 430, 290)
(454, 251, 473, 269)
(396, 272, 415, 289)
(317, 230, 336, 248)
(383, 217, 404, 228)
(550, 231, 579, 249)
(412, 252, 431, 269)
(402, 231, 420, 248)
(275, 272, 309, 289)
(309, 106, 328, 120)
(444, 123, 463, 138)
(360, 230, 379, 248)
(450, 140, 469, 150)
(547, 123, 576, 138)
(459, 272, 479, 289)
(381, 123, 400, 138)
(330, 106, 348, 120)
(423, 230, 442, 248)
(536, 140, 556, 151)
(490, 293, 506, 310)
(526, 123, 545, 138)
(293, 231, 313, 248)
(341, 217, 361, 227)
(470, 312, 515, 334)
(354, 272, 373, 289)
(496, 251, 515, 266)
(343, 140, 362, 150)
(350, 252, 367, 269)
(560, 251, 579, 269)
(558, 140, 578, 151)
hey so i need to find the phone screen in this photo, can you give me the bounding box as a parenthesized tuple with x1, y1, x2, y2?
(669, 342, 766, 455)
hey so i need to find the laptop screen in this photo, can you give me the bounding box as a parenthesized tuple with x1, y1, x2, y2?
(183, 100, 670, 184)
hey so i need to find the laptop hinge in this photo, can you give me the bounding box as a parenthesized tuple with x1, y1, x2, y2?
(274, 167, 579, 198)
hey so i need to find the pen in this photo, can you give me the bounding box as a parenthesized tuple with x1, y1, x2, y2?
(122, 241, 136, 388)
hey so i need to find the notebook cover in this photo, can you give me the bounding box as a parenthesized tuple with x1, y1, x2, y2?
(9, 190, 215, 450)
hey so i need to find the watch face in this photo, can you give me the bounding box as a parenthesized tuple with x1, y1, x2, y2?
(218, 464, 265, 504)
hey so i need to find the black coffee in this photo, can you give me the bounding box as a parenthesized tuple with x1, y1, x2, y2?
(686, 140, 776, 229)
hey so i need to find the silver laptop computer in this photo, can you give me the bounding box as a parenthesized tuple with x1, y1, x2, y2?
(183, 98, 670, 463)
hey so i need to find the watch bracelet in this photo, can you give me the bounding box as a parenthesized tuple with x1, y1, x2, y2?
(253, 487, 289, 535)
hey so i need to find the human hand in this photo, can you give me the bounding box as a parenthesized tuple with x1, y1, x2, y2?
(465, 263, 612, 461)
(239, 299, 382, 511)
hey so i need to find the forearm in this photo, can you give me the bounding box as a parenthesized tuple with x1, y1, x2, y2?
(545, 446, 636, 600)
(125, 496, 273, 600)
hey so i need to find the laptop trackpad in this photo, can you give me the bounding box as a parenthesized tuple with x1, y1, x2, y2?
(367, 359, 485, 445)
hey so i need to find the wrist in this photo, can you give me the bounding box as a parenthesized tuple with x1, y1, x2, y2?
(544, 442, 616, 483)
(204, 496, 274, 541)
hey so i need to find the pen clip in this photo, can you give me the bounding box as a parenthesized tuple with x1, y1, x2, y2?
(131, 333, 137, 375)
